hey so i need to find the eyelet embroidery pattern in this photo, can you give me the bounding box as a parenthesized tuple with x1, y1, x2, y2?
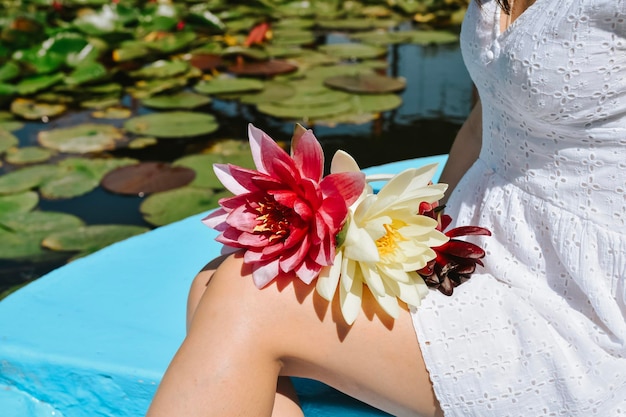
(412, 1, 626, 415)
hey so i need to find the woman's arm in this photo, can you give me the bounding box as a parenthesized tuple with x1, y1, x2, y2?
(438, 99, 483, 204)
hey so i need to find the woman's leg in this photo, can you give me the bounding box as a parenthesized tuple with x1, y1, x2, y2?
(185, 255, 304, 417)
(147, 253, 442, 417)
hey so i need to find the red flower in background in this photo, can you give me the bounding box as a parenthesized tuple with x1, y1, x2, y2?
(417, 203, 491, 295)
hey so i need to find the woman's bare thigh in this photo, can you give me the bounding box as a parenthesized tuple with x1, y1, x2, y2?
(194, 254, 442, 417)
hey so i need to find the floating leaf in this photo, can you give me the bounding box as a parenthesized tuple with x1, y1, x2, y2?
(324, 73, 406, 93)
(38, 123, 124, 153)
(271, 29, 316, 46)
(316, 19, 375, 31)
(0, 191, 39, 214)
(141, 91, 212, 109)
(140, 186, 221, 226)
(101, 162, 196, 195)
(227, 60, 298, 77)
(186, 53, 225, 72)
(349, 31, 413, 46)
(79, 96, 121, 109)
(13, 48, 65, 75)
(239, 81, 295, 104)
(91, 106, 132, 119)
(194, 77, 264, 95)
(16, 73, 65, 95)
(64, 61, 108, 86)
(39, 169, 99, 199)
(0, 165, 62, 195)
(257, 98, 352, 120)
(130, 59, 190, 79)
(42, 224, 149, 254)
(58, 157, 139, 180)
(318, 43, 387, 60)
(124, 111, 218, 138)
(143, 31, 196, 54)
(126, 76, 189, 99)
(0, 211, 85, 260)
(0, 61, 20, 83)
(0, 120, 24, 132)
(10, 99, 67, 120)
(0, 130, 19, 155)
(5, 146, 54, 164)
(128, 137, 158, 149)
(172, 153, 228, 189)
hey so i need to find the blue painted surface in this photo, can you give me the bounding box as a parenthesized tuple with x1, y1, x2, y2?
(0, 155, 448, 417)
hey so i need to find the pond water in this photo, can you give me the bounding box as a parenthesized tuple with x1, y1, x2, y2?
(0, 38, 473, 295)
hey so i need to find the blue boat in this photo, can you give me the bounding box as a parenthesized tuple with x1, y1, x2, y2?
(0, 155, 447, 417)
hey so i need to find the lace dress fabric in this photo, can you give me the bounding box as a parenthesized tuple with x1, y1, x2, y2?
(411, 0, 626, 415)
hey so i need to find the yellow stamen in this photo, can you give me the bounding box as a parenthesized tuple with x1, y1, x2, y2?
(252, 198, 294, 243)
(375, 223, 406, 257)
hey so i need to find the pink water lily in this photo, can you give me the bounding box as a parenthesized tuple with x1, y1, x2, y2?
(203, 124, 365, 288)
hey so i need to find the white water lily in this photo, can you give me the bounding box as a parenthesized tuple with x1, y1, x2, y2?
(317, 151, 449, 324)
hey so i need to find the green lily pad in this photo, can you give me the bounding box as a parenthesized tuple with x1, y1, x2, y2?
(172, 153, 228, 189)
(0, 165, 62, 195)
(0, 61, 20, 83)
(316, 19, 375, 31)
(91, 106, 132, 119)
(101, 162, 196, 195)
(0, 211, 85, 260)
(0, 120, 24, 132)
(126, 76, 189, 99)
(318, 43, 387, 60)
(303, 63, 378, 81)
(194, 77, 264, 95)
(38, 123, 124, 153)
(64, 61, 108, 86)
(112, 42, 151, 62)
(273, 18, 315, 30)
(130, 60, 190, 79)
(0, 129, 19, 155)
(16, 73, 65, 95)
(39, 169, 99, 200)
(42, 224, 149, 254)
(324, 73, 406, 94)
(13, 48, 65, 75)
(140, 186, 221, 226)
(349, 93, 403, 113)
(141, 91, 212, 110)
(10, 99, 67, 121)
(124, 111, 219, 138)
(128, 137, 158, 149)
(0, 191, 39, 214)
(66, 43, 102, 67)
(278, 89, 351, 107)
(271, 29, 316, 46)
(79, 96, 121, 109)
(5, 146, 55, 164)
(239, 81, 296, 105)
(58, 157, 139, 180)
(143, 31, 196, 54)
(257, 97, 352, 120)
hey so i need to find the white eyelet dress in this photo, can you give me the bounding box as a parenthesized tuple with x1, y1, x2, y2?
(411, 0, 626, 415)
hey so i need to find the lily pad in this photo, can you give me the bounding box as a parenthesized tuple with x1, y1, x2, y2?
(64, 61, 108, 86)
(16, 73, 65, 95)
(0, 210, 85, 260)
(142, 31, 196, 54)
(0, 120, 25, 132)
(194, 77, 264, 95)
(0, 129, 19, 154)
(141, 91, 212, 110)
(91, 106, 132, 119)
(0, 61, 20, 83)
(130, 60, 190, 79)
(324, 73, 406, 94)
(42, 224, 149, 254)
(172, 153, 233, 189)
(239, 81, 296, 105)
(38, 123, 124, 153)
(126, 76, 189, 99)
(101, 162, 196, 195)
(10, 99, 67, 121)
(227, 60, 298, 77)
(0, 191, 39, 214)
(128, 137, 158, 149)
(124, 111, 218, 138)
(318, 43, 387, 60)
(0, 165, 62, 195)
(349, 31, 413, 46)
(257, 98, 352, 120)
(140, 186, 222, 226)
(5, 146, 55, 164)
(38, 157, 140, 199)
(185, 53, 225, 72)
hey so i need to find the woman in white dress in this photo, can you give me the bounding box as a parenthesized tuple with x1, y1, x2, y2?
(147, 0, 626, 416)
